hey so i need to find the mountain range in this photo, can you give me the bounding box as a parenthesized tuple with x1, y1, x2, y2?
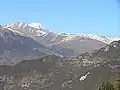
(0, 21, 120, 64)
(0, 21, 120, 90)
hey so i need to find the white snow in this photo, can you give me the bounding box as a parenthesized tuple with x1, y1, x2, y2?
(28, 23, 45, 30)
(59, 34, 120, 44)
(5, 22, 48, 37)
(36, 30, 46, 36)
(18, 22, 24, 28)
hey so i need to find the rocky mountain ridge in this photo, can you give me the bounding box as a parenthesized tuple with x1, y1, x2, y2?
(4, 22, 120, 44)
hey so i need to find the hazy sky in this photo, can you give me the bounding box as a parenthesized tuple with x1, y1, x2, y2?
(0, 0, 119, 36)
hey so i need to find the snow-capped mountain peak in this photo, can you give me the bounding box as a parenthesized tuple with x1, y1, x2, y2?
(3, 21, 120, 44)
(4, 22, 49, 36)
(6, 22, 26, 29)
(28, 22, 45, 30)
(6, 22, 44, 30)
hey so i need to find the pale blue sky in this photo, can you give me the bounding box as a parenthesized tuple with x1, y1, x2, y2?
(0, 0, 119, 36)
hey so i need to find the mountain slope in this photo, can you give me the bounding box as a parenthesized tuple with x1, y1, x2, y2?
(1, 40, 120, 90)
(51, 37, 106, 56)
(0, 27, 56, 65)
(0, 55, 114, 90)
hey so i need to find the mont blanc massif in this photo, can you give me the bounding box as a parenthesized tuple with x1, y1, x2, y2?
(0, 22, 120, 90)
